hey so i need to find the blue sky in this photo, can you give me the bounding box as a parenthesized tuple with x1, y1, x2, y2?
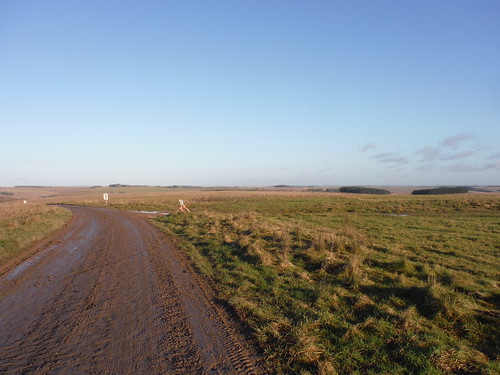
(1, 1, 499, 187)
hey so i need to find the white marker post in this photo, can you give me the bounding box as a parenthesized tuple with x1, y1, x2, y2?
(175, 199, 191, 213)
(103, 193, 109, 205)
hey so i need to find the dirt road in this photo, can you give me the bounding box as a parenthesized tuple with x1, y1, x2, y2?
(0, 206, 264, 374)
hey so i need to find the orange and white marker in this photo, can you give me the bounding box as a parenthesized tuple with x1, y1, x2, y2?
(175, 199, 191, 213)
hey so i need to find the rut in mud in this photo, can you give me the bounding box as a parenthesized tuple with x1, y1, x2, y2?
(0, 206, 265, 374)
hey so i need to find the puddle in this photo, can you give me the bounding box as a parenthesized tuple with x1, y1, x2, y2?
(130, 210, 170, 216)
(2, 244, 58, 282)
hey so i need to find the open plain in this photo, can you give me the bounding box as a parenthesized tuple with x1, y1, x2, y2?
(0, 186, 499, 374)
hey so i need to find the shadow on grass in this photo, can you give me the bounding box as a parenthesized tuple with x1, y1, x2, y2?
(361, 285, 443, 319)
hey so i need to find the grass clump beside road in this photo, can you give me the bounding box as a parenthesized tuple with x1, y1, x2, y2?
(0, 202, 71, 268)
(106, 192, 499, 374)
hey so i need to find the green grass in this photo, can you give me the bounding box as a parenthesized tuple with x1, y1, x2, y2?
(0, 202, 72, 267)
(105, 192, 499, 374)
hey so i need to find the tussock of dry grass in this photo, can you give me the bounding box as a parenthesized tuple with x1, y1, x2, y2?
(431, 348, 489, 375)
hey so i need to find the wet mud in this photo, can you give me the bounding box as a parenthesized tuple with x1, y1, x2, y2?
(0, 206, 264, 374)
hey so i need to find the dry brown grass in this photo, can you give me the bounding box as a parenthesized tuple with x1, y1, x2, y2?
(0, 201, 71, 267)
(431, 348, 489, 374)
(0, 201, 55, 221)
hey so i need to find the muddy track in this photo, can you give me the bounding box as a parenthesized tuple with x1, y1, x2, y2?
(0, 206, 266, 374)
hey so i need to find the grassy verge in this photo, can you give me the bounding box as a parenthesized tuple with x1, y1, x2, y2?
(0, 202, 72, 268)
(108, 192, 499, 374)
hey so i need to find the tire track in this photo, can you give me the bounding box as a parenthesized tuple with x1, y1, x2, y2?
(138, 220, 264, 374)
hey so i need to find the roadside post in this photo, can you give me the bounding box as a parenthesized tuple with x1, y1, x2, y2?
(175, 199, 191, 213)
(103, 193, 109, 205)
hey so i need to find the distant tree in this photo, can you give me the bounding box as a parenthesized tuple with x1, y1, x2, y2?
(339, 186, 391, 195)
(411, 187, 468, 195)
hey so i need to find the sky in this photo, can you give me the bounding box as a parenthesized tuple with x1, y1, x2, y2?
(1, 1, 499, 187)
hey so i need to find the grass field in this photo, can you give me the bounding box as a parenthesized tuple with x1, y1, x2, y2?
(1, 187, 498, 374)
(0, 202, 71, 269)
(101, 191, 499, 375)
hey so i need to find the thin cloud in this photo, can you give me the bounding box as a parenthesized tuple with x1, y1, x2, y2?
(384, 156, 409, 164)
(416, 147, 441, 162)
(485, 161, 500, 170)
(359, 142, 376, 152)
(387, 165, 404, 171)
(444, 161, 497, 173)
(373, 152, 408, 164)
(416, 163, 435, 171)
(363, 134, 495, 177)
(440, 150, 475, 161)
(487, 151, 500, 160)
(446, 162, 480, 173)
(440, 133, 473, 149)
(318, 168, 333, 173)
(374, 152, 397, 159)
(417, 147, 475, 162)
